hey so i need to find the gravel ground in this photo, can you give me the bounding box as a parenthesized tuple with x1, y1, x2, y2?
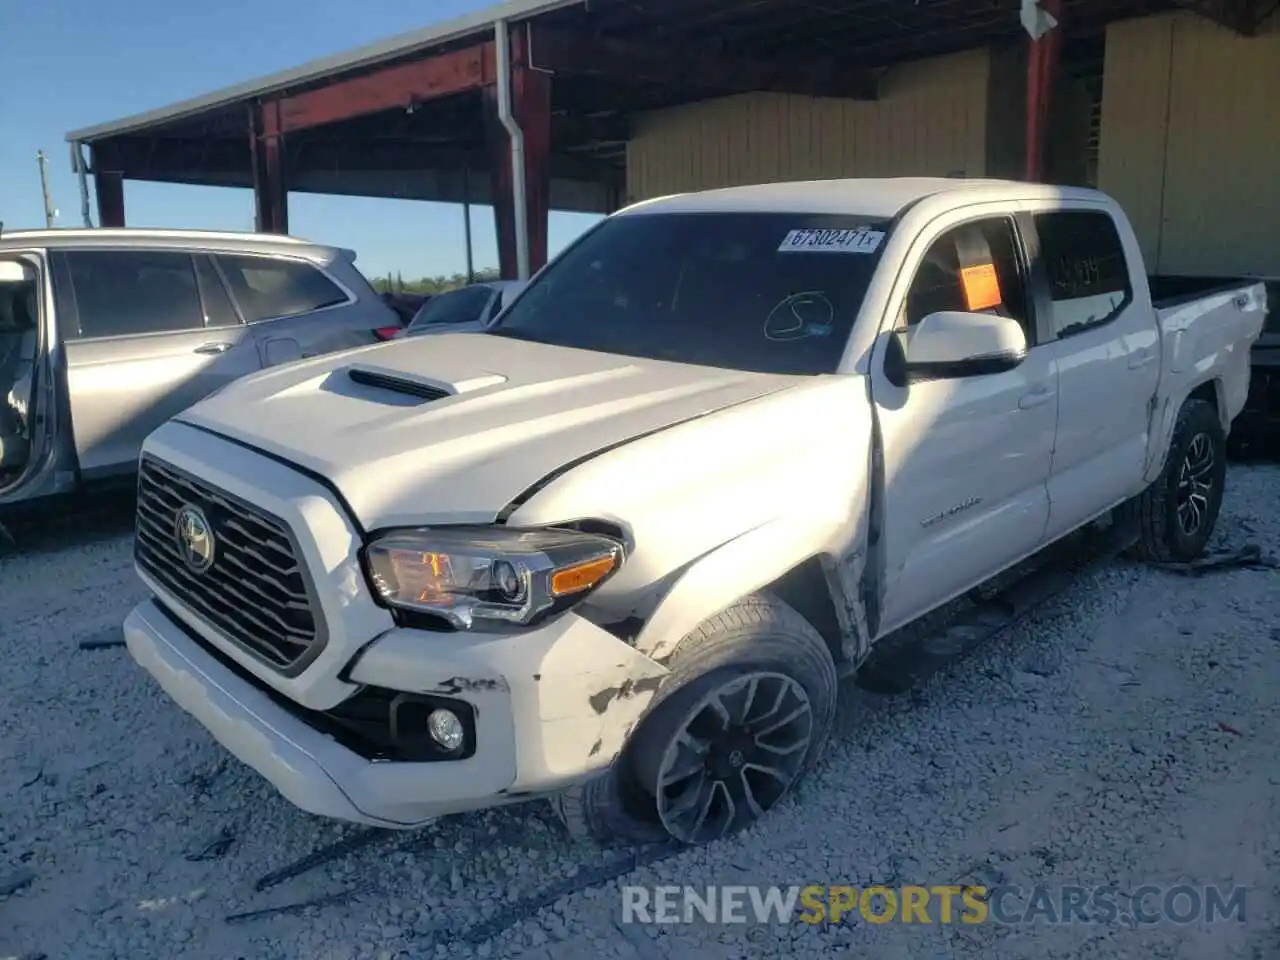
(1, 464, 1278, 960)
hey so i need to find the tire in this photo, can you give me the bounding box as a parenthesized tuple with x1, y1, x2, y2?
(551, 593, 839, 846)
(1120, 398, 1227, 563)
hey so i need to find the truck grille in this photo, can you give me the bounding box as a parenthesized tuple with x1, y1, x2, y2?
(134, 456, 322, 672)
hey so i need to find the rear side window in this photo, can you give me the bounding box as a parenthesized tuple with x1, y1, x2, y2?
(63, 250, 205, 339)
(216, 254, 348, 323)
(1034, 211, 1133, 339)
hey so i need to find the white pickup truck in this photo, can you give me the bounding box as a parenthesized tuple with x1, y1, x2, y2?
(123, 179, 1265, 847)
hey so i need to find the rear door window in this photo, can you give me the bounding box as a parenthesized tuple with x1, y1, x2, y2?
(215, 254, 349, 323)
(62, 250, 206, 339)
(1033, 210, 1133, 338)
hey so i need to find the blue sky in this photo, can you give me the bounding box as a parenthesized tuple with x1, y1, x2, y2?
(0, 0, 602, 279)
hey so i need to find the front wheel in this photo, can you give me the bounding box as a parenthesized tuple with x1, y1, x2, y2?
(551, 593, 838, 846)
(1121, 398, 1227, 563)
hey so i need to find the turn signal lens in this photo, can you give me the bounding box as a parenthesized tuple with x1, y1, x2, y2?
(550, 555, 618, 597)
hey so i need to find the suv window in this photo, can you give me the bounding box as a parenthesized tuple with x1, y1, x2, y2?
(63, 251, 206, 339)
(1034, 210, 1132, 338)
(902, 217, 1031, 339)
(216, 254, 348, 323)
(406, 286, 495, 333)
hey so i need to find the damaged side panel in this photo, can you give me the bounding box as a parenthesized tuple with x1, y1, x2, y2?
(508, 375, 877, 667)
(626, 390, 877, 667)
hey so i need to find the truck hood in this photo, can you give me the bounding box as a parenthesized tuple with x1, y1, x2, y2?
(177, 332, 801, 529)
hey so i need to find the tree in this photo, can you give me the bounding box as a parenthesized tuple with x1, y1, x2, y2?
(371, 267, 502, 296)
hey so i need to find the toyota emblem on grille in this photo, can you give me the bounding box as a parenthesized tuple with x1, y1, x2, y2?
(175, 505, 216, 574)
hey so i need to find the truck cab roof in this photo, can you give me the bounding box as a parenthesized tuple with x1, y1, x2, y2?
(620, 177, 1114, 219)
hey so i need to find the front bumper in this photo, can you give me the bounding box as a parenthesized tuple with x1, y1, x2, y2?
(128, 420, 670, 826)
(126, 596, 668, 828)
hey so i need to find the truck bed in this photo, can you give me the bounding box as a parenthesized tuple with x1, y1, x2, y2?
(1150, 279, 1268, 459)
(1151, 276, 1277, 443)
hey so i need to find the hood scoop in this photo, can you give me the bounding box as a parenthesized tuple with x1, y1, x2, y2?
(346, 366, 454, 404)
(342, 363, 509, 406)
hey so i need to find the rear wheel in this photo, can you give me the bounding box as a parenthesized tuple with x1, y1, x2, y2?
(1121, 399, 1227, 563)
(551, 593, 838, 846)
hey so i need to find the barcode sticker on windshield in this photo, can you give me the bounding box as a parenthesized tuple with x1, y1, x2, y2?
(778, 228, 885, 254)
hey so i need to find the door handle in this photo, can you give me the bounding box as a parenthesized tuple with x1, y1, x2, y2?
(1128, 349, 1157, 370)
(194, 341, 233, 355)
(1018, 387, 1056, 410)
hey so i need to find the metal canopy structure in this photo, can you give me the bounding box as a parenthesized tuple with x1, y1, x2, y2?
(67, 0, 1268, 278)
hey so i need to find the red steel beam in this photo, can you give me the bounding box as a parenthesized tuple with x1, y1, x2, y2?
(272, 42, 497, 136)
(90, 144, 125, 227)
(528, 24, 879, 100)
(95, 171, 125, 228)
(251, 102, 289, 233)
(1024, 0, 1064, 183)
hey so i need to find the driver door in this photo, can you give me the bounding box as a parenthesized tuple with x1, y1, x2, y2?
(870, 211, 1059, 635)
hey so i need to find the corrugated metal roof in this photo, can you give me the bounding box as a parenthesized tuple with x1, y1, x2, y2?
(65, 0, 582, 144)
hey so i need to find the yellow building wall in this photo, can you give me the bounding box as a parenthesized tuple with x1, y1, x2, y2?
(1098, 13, 1280, 277)
(625, 49, 991, 203)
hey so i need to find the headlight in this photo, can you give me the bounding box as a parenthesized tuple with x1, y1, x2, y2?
(363, 526, 624, 630)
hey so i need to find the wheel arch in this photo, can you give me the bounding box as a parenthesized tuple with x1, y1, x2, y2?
(1187, 378, 1225, 429)
(631, 518, 865, 671)
(1145, 377, 1226, 486)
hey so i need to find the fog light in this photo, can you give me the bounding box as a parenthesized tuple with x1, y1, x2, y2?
(427, 709, 465, 752)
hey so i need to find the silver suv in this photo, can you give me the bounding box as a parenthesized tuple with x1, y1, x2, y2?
(0, 228, 399, 507)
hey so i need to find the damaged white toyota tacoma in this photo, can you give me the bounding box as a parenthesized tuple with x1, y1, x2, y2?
(124, 179, 1266, 846)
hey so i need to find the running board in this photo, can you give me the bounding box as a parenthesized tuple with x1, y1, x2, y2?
(853, 519, 1137, 695)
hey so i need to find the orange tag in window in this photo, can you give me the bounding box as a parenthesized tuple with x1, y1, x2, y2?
(960, 263, 1002, 311)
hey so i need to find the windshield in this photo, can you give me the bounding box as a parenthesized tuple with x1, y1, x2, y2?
(491, 212, 891, 374)
(405, 285, 495, 334)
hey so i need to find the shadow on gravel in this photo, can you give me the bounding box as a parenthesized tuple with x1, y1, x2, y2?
(0, 487, 136, 558)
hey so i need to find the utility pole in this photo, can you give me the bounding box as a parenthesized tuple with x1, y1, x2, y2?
(36, 150, 56, 228)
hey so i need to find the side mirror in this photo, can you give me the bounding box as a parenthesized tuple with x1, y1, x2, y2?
(901, 311, 1027, 381)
